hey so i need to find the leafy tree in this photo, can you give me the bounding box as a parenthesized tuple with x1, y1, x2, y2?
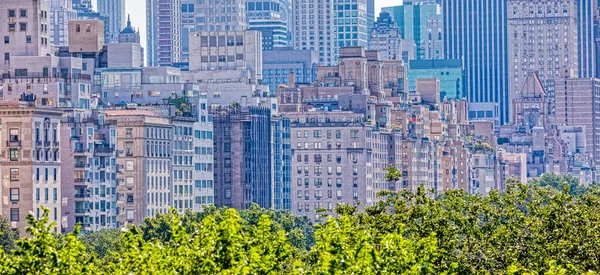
(0, 216, 18, 253)
(79, 229, 122, 259)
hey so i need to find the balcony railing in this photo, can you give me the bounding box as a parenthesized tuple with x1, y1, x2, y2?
(74, 193, 90, 198)
(74, 178, 86, 182)
(95, 147, 114, 154)
(53, 141, 60, 147)
(74, 163, 89, 168)
(35, 141, 43, 147)
(44, 141, 51, 147)
(74, 148, 90, 153)
(74, 208, 88, 213)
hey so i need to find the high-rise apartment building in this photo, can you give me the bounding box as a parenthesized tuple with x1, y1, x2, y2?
(106, 109, 173, 226)
(554, 78, 600, 179)
(507, 0, 579, 122)
(369, 11, 402, 61)
(247, 0, 289, 50)
(333, 0, 369, 58)
(382, 1, 441, 60)
(97, 0, 126, 43)
(0, 0, 52, 72)
(147, 0, 182, 66)
(441, 0, 509, 125)
(0, 100, 63, 232)
(292, 0, 336, 65)
(190, 96, 215, 211)
(60, 110, 118, 232)
(50, 0, 77, 46)
(212, 106, 273, 209)
(288, 111, 401, 221)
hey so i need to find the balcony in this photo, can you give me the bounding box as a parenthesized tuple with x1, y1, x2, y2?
(74, 178, 86, 183)
(125, 152, 134, 157)
(6, 140, 21, 147)
(74, 148, 90, 153)
(74, 163, 89, 168)
(53, 141, 60, 147)
(35, 141, 43, 147)
(94, 147, 115, 155)
(44, 141, 51, 147)
(74, 193, 90, 198)
(74, 208, 88, 213)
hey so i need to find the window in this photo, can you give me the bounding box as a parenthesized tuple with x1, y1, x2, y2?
(26, 35, 31, 43)
(10, 208, 18, 221)
(19, 9, 26, 17)
(4, 53, 9, 61)
(126, 210, 134, 220)
(85, 24, 91, 32)
(8, 10, 15, 18)
(9, 149, 18, 161)
(127, 194, 134, 203)
(10, 188, 19, 201)
(19, 23, 26, 31)
(3, 36, 8, 44)
(8, 23, 16, 32)
(10, 168, 18, 181)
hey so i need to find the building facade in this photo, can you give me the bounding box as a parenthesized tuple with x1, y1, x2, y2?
(247, 0, 289, 50)
(0, 100, 63, 232)
(441, 0, 509, 125)
(0, 0, 52, 72)
(106, 109, 173, 226)
(369, 11, 402, 61)
(382, 1, 441, 60)
(97, 0, 126, 43)
(292, 0, 336, 65)
(147, 0, 182, 66)
(407, 59, 463, 100)
(60, 110, 118, 232)
(507, 0, 579, 122)
(212, 106, 273, 210)
(333, 0, 369, 58)
(262, 48, 319, 91)
(49, 0, 77, 46)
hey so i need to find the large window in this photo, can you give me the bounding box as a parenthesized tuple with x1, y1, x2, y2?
(9, 149, 18, 161)
(10, 168, 18, 181)
(9, 188, 19, 201)
(9, 128, 19, 142)
(10, 208, 18, 221)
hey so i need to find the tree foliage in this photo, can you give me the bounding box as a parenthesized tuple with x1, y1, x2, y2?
(0, 175, 598, 274)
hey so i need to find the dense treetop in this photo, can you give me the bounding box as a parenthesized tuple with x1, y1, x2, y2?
(0, 174, 599, 274)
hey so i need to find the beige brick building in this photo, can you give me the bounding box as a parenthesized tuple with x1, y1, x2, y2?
(507, 0, 579, 121)
(106, 109, 173, 226)
(0, 100, 63, 232)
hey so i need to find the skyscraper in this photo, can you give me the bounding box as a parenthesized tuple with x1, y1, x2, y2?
(507, 0, 579, 122)
(369, 11, 402, 61)
(49, 0, 77, 46)
(97, 0, 126, 43)
(293, 0, 336, 65)
(247, 0, 289, 50)
(441, 0, 509, 125)
(333, 0, 369, 58)
(383, 1, 442, 60)
(366, 0, 374, 33)
(577, 0, 597, 78)
(147, 0, 182, 66)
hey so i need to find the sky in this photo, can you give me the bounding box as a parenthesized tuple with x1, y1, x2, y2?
(118, 0, 400, 50)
